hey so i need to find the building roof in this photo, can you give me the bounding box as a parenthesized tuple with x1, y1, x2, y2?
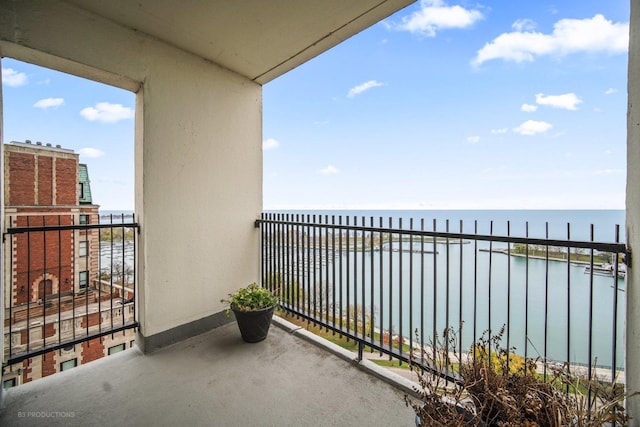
(78, 164, 93, 204)
(7, 140, 75, 154)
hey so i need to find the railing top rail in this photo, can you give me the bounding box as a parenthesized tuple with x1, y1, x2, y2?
(4, 222, 140, 236)
(255, 217, 627, 254)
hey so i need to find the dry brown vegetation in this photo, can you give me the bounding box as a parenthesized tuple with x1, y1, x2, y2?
(405, 327, 635, 426)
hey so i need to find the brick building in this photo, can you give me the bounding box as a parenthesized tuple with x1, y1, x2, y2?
(2, 140, 135, 387)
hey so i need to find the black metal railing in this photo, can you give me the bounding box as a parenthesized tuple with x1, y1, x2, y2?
(2, 214, 139, 367)
(257, 213, 627, 386)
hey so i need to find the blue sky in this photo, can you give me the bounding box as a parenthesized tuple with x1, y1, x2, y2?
(2, 1, 630, 211)
(2, 61, 135, 210)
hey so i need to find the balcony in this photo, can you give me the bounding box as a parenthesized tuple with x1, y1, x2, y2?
(0, 316, 416, 426)
(2, 0, 640, 423)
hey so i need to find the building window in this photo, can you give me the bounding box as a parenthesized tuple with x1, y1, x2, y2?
(60, 358, 77, 371)
(79, 271, 89, 290)
(108, 344, 126, 355)
(79, 241, 88, 257)
(79, 182, 85, 199)
(79, 214, 89, 225)
(3, 378, 17, 389)
(130, 340, 135, 348)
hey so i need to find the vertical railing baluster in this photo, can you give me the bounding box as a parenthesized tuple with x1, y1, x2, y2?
(612, 224, 621, 382)
(97, 218, 103, 339)
(473, 220, 478, 365)
(588, 224, 595, 417)
(285, 214, 291, 315)
(120, 214, 126, 332)
(506, 221, 511, 374)
(296, 214, 301, 316)
(26, 216, 32, 354)
(43, 216, 48, 351)
(361, 216, 366, 342)
(317, 216, 322, 325)
(409, 218, 414, 362)
(612, 225, 621, 426)
(338, 215, 343, 332)
(524, 223, 530, 365)
(8, 217, 15, 359)
(388, 217, 393, 358)
(432, 218, 437, 371)
(332, 215, 337, 331)
(398, 217, 403, 360)
(346, 216, 351, 335)
(353, 216, 358, 338)
(488, 220, 493, 363)
(109, 214, 115, 335)
(314, 215, 325, 322)
(326, 215, 331, 331)
(566, 223, 572, 391)
(458, 219, 463, 362)
(369, 216, 375, 348)
(445, 219, 450, 364)
(301, 214, 308, 319)
(312, 215, 317, 326)
(379, 217, 384, 355)
(132, 213, 137, 329)
(306, 214, 311, 325)
(544, 222, 550, 380)
(420, 218, 425, 365)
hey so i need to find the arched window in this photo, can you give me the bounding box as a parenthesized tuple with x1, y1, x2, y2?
(38, 279, 53, 300)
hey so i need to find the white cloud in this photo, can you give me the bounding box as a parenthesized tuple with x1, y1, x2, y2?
(466, 136, 480, 143)
(472, 14, 628, 67)
(79, 148, 105, 158)
(80, 102, 134, 123)
(605, 88, 618, 95)
(594, 168, 624, 175)
(263, 138, 280, 150)
(513, 120, 552, 135)
(347, 80, 385, 98)
(320, 165, 340, 175)
(535, 92, 582, 110)
(491, 128, 509, 134)
(521, 103, 538, 112)
(2, 68, 28, 87)
(34, 97, 64, 109)
(512, 19, 537, 32)
(397, 0, 484, 37)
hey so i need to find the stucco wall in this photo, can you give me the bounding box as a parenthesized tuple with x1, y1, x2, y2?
(0, 1, 262, 340)
(628, 0, 640, 423)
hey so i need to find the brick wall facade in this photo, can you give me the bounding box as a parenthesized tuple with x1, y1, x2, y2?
(2, 141, 129, 387)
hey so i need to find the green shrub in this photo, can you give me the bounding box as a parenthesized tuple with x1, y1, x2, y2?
(221, 283, 278, 313)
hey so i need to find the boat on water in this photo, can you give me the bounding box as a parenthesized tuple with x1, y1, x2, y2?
(584, 263, 626, 279)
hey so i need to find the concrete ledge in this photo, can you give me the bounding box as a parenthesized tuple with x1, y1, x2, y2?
(272, 315, 420, 398)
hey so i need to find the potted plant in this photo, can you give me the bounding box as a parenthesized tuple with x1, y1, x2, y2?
(221, 283, 278, 343)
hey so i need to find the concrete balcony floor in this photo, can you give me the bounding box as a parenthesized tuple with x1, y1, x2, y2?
(0, 316, 417, 426)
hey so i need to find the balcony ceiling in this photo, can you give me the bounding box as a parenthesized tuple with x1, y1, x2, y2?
(63, 0, 414, 84)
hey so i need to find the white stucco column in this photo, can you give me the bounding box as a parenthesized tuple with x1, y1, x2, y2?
(627, 0, 640, 423)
